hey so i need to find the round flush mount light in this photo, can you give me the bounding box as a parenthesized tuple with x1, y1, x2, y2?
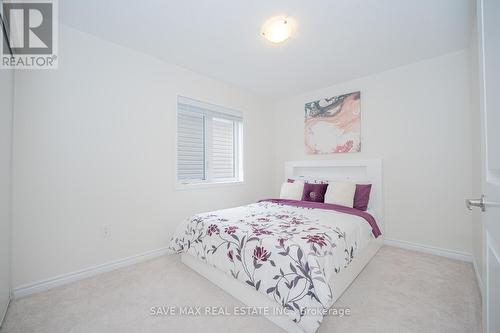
(261, 16, 295, 44)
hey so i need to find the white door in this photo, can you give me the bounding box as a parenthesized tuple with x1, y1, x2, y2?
(472, 0, 500, 332)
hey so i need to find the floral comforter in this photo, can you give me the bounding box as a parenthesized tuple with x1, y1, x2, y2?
(169, 200, 378, 333)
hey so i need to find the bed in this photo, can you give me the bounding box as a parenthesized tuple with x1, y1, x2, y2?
(170, 159, 384, 333)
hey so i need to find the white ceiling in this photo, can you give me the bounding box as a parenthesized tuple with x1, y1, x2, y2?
(60, 0, 473, 99)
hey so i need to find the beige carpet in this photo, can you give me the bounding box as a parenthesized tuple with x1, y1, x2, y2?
(0, 246, 482, 333)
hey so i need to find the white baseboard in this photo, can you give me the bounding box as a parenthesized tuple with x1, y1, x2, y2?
(384, 238, 473, 262)
(10, 241, 479, 300)
(12, 247, 170, 299)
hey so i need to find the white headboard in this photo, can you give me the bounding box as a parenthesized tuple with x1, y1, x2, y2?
(285, 159, 384, 234)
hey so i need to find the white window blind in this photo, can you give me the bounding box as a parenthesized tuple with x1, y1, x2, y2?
(177, 111, 205, 181)
(212, 118, 235, 179)
(177, 96, 243, 185)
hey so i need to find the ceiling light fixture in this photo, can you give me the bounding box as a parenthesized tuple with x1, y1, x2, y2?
(261, 16, 294, 44)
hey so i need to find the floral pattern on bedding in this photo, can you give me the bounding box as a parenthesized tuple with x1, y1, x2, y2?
(169, 202, 368, 333)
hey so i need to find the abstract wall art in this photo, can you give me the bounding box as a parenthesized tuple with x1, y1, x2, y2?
(305, 91, 361, 154)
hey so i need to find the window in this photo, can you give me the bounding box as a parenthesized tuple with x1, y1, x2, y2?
(177, 96, 243, 186)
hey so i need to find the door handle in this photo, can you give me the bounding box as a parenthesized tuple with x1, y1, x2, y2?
(466, 195, 500, 212)
(466, 195, 486, 212)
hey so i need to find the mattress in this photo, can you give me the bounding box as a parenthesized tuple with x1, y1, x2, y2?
(170, 200, 382, 333)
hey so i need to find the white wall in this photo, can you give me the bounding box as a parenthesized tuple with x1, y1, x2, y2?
(11, 26, 275, 288)
(0, 67, 14, 320)
(272, 50, 476, 254)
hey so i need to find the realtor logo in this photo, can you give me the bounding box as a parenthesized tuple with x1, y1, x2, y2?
(1, 0, 58, 69)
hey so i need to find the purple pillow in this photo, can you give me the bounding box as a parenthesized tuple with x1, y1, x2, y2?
(301, 183, 328, 203)
(354, 184, 372, 211)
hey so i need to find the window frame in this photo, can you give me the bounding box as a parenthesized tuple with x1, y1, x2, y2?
(175, 96, 244, 190)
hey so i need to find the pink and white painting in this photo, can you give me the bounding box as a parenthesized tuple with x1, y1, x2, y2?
(305, 91, 361, 154)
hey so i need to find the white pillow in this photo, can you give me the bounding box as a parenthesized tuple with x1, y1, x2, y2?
(324, 182, 356, 207)
(279, 181, 304, 200)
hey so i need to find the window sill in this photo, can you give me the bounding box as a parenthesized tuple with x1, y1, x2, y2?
(175, 180, 245, 191)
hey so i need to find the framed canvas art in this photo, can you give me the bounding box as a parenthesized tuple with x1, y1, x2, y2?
(305, 91, 361, 154)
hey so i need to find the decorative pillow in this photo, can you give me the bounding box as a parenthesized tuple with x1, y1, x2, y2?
(279, 181, 304, 200)
(289, 179, 372, 209)
(354, 184, 372, 211)
(324, 182, 356, 207)
(301, 183, 328, 203)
